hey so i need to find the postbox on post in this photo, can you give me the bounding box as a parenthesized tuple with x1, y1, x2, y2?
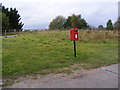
(70, 28, 78, 57)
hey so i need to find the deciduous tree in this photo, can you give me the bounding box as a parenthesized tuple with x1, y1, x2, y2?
(64, 14, 88, 29)
(49, 15, 65, 30)
(64, 16, 72, 29)
(98, 25, 104, 30)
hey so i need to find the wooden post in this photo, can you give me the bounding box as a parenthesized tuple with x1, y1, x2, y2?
(5, 30, 6, 37)
(14, 29, 16, 36)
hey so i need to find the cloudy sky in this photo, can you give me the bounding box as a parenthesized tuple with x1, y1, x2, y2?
(2, 0, 119, 29)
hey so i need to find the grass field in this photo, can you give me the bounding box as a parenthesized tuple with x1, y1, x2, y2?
(2, 30, 118, 80)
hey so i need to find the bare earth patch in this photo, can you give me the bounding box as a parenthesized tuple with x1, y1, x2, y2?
(3, 66, 99, 88)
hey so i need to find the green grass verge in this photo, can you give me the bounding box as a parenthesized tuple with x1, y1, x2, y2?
(2, 30, 118, 79)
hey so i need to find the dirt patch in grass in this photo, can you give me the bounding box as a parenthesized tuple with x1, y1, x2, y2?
(3, 65, 99, 88)
(2, 63, 99, 87)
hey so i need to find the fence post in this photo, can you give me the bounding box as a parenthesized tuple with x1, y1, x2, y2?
(5, 30, 6, 37)
(14, 29, 16, 36)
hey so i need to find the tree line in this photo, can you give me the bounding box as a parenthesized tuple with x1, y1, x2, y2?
(49, 14, 88, 30)
(98, 18, 120, 30)
(49, 14, 120, 30)
(1, 5, 24, 33)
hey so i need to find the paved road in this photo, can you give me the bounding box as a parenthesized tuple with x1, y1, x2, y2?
(4, 64, 119, 88)
(2, 35, 18, 38)
(41, 64, 119, 88)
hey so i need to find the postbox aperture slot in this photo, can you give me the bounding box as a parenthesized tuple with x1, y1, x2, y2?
(74, 30, 78, 32)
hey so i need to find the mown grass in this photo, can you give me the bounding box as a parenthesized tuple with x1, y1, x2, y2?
(2, 30, 119, 80)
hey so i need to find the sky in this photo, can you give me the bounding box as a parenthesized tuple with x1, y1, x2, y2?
(1, 0, 119, 29)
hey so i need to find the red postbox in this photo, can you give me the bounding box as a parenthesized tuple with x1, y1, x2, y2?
(70, 28, 78, 41)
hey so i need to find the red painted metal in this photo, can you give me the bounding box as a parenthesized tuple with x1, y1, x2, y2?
(70, 28, 78, 41)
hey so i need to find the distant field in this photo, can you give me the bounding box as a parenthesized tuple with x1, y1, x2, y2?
(2, 30, 118, 80)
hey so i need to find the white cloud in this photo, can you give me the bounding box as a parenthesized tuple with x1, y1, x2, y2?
(1, 0, 119, 29)
(2, 0, 119, 3)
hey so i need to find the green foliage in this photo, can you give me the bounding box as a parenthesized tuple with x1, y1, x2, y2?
(98, 25, 104, 30)
(8, 8, 24, 30)
(2, 6, 24, 31)
(65, 14, 88, 29)
(49, 14, 88, 30)
(79, 18, 88, 29)
(64, 16, 72, 29)
(49, 15, 65, 30)
(71, 14, 81, 28)
(106, 19, 113, 30)
(49, 21, 55, 30)
(0, 13, 9, 30)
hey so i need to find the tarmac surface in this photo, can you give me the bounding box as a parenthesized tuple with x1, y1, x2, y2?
(3, 64, 119, 88)
(2, 35, 18, 38)
(40, 64, 119, 88)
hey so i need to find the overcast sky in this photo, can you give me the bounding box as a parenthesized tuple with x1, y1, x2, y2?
(2, 0, 119, 29)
